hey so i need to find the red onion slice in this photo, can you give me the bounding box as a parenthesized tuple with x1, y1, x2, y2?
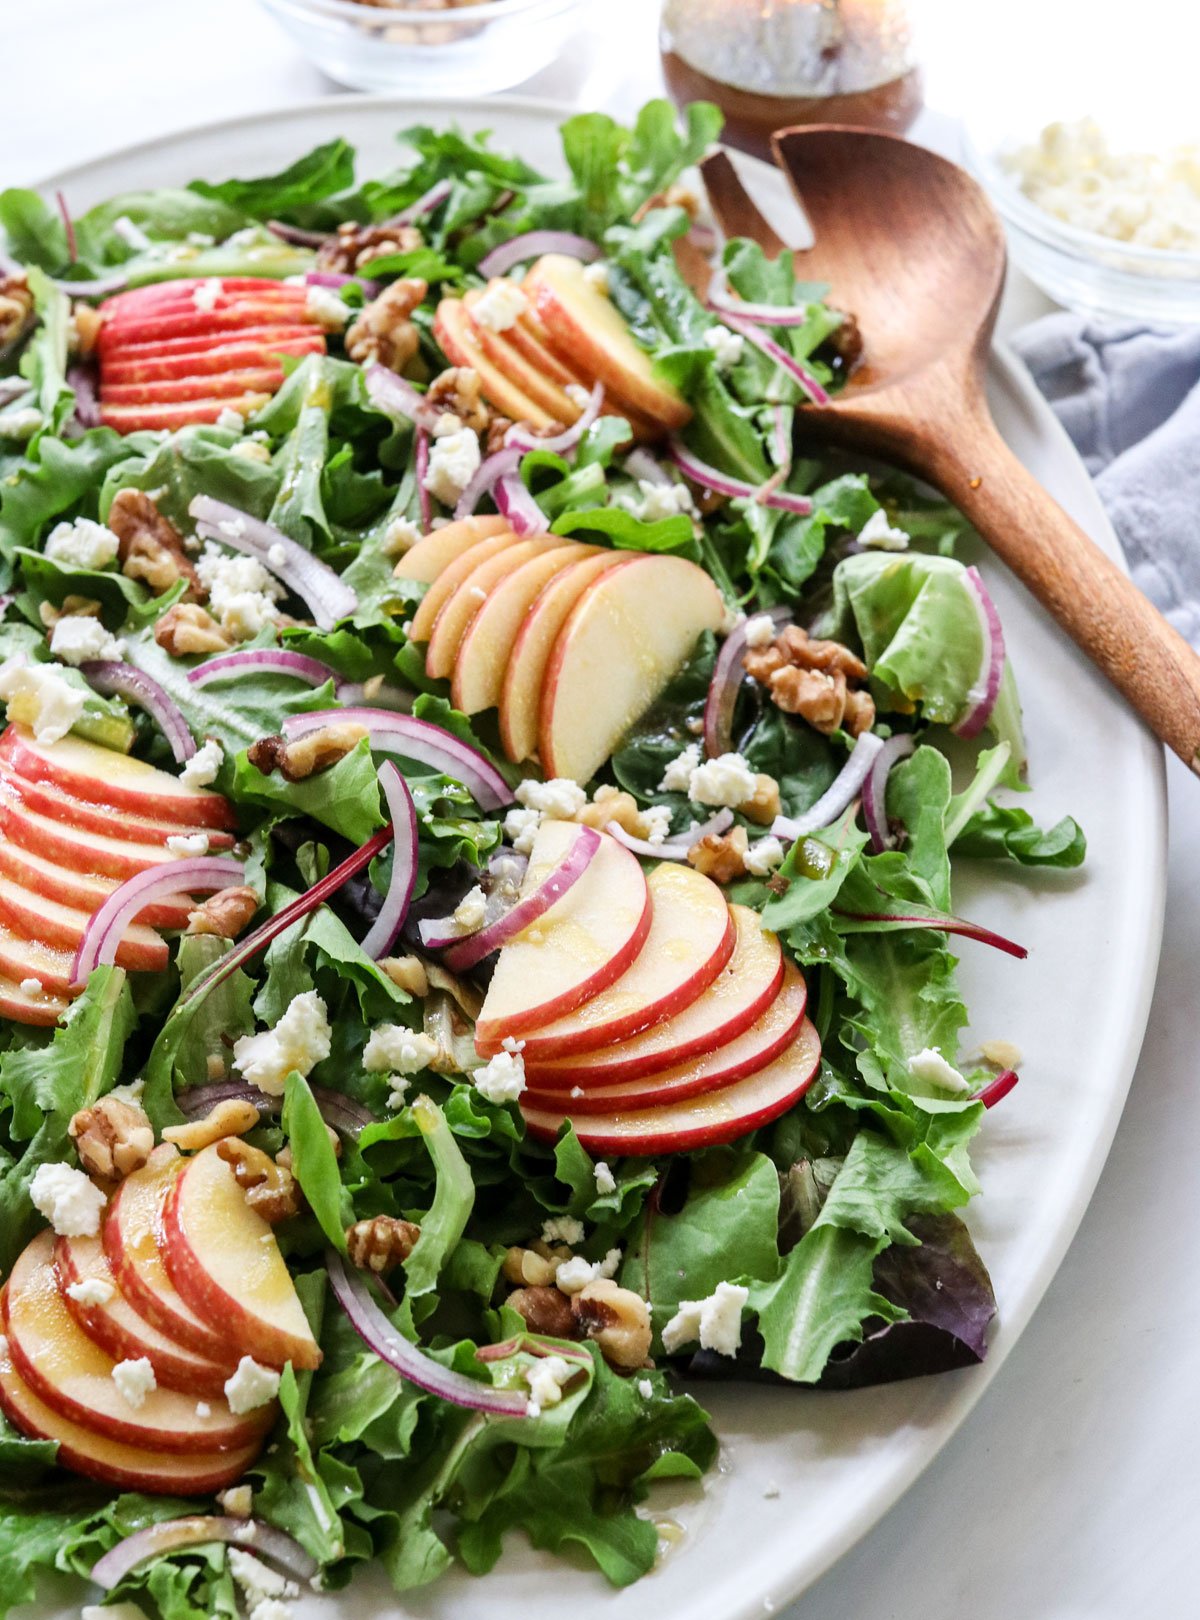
(952, 566, 1006, 738)
(478, 231, 601, 279)
(360, 761, 418, 959)
(72, 856, 245, 986)
(771, 404, 792, 478)
(365, 363, 441, 433)
(506, 381, 604, 456)
(437, 824, 600, 971)
(177, 1080, 374, 1137)
(67, 363, 100, 430)
(189, 496, 358, 632)
(495, 472, 549, 538)
(416, 427, 432, 530)
(387, 178, 453, 229)
(667, 439, 814, 517)
(188, 647, 344, 692)
(80, 660, 196, 762)
(91, 1516, 318, 1592)
(267, 219, 331, 248)
(327, 1249, 530, 1416)
(711, 309, 830, 407)
(51, 271, 130, 299)
(772, 731, 884, 842)
(606, 823, 688, 861)
(978, 1068, 1019, 1108)
(665, 808, 735, 846)
(307, 268, 381, 298)
(281, 707, 513, 810)
(454, 446, 520, 521)
(833, 906, 1028, 960)
(703, 605, 791, 759)
(862, 732, 917, 854)
(707, 274, 823, 330)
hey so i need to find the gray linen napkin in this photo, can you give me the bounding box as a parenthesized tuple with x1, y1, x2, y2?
(1011, 314, 1200, 646)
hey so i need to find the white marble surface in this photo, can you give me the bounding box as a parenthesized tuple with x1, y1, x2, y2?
(6, 3, 1198, 1617)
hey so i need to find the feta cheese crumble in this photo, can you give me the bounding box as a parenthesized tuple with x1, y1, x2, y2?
(502, 805, 542, 854)
(582, 262, 611, 296)
(18, 977, 41, 996)
(386, 1074, 411, 1110)
(66, 1276, 115, 1307)
(514, 776, 587, 818)
(195, 1402, 212, 1418)
(192, 278, 222, 312)
(858, 508, 910, 551)
(661, 1281, 749, 1358)
(224, 1356, 282, 1414)
(474, 1048, 526, 1105)
(472, 279, 529, 333)
(744, 835, 785, 877)
(637, 1377, 654, 1399)
(232, 990, 332, 1096)
(907, 1046, 970, 1093)
(636, 479, 697, 524)
(0, 659, 86, 745)
(180, 736, 223, 788)
(689, 751, 757, 809)
(659, 742, 702, 794)
(49, 616, 126, 667)
(381, 516, 422, 558)
(30, 1162, 106, 1237)
(195, 544, 283, 641)
(542, 1215, 585, 1246)
(452, 885, 487, 932)
(593, 1160, 617, 1197)
(166, 832, 209, 856)
(554, 1248, 621, 1294)
(639, 804, 672, 845)
(44, 517, 119, 571)
(228, 1546, 298, 1619)
(112, 1357, 157, 1409)
(305, 284, 351, 330)
(524, 1353, 575, 1417)
(704, 324, 745, 371)
(423, 428, 481, 507)
(362, 1024, 438, 1075)
(216, 407, 246, 434)
(743, 612, 776, 649)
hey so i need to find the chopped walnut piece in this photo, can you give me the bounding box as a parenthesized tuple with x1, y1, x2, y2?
(216, 1138, 300, 1223)
(775, 625, 868, 682)
(345, 278, 427, 373)
(186, 885, 259, 940)
(107, 489, 203, 600)
(502, 1246, 560, 1288)
(71, 302, 104, 357)
(741, 773, 781, 827)
(841, 688, 877, 737)
(154, 601, 232, 656)
(426, 367, 489, 434)
(346, 1215, 421, 1274)
(768, 665, 847, 734)
(485, 415, 514, 455)
(507, 1285, 577, 1339)
(163, 1098, 261, 1152)
(687, 824, 749, 884)
(39, 596, 103, 630)
(380, 955, 429, 997)
(69, 1096, 155, 1182)
(571, 1280, 652, 1370)
(316, 220, 424, 276)
(826, 307, 864, 371)
(0, 270, 33, 351)
(248, 722, 367, 782)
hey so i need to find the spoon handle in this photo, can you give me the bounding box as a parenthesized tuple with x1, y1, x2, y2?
(933, 415, 1200, 773)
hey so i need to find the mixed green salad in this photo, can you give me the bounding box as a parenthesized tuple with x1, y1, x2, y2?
(0, 101, 1085, 1619)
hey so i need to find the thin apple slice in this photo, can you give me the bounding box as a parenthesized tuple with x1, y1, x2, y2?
(539, 554, 725, 784)
(497, 550, 629, 764)
(102, 330, 326, 384)
(0, 969, 68, 1025)
(465, 287, 592, 422)
(0, 765, 234, 848)
(0, 837, 193, 929)
(517, 864, 735, 1060)
(475, 822, 652, 1051)
(163, 1143, 322, 1371)
(408, 529, 520, 644)
(452, 543, 597, 715)
(525, 959, 808, 1111)
(104, 1150, 234, 1363)
(504, 312, 661, 441)
(425, 536, 568, 681)
(524, 255, 692, 431)
(101, 368, 285, 405)
(0, 873, 168, 972)
(0, 923, 78, 997)
(522, 1017, 822, 1154)
(0, 725, 235, 829)
(0, 1338, 263, 1494)
(433, 298, 559, 430)
(394, 514, 513, 585)
(100, 394, 271, 433)
(0, 786, 197, 881)
(4, 1234, 270, 1452)
(56, 1236, 233, 1399)
(523, 905, 784, 1086)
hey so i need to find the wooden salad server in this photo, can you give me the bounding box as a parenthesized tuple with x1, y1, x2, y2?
(700, 132, 1200, 773)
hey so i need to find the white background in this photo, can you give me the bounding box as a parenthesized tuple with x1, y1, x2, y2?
(5, 2, 1199, 1616)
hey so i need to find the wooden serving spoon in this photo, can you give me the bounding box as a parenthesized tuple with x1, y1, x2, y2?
(700, 132, 1200, 773)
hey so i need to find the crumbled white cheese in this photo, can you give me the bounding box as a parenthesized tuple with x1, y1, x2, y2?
(423, 428, 481, 507)
(166, 831, 209, 856)
(639, 804, 672, 845)
(0, 659, 86, 745)
(305, 284, 351, 330)
(636, 479, 697, 524)
(49, 616, 126, 667)
(112, 1356, 157, 1409)
(907, 1047, 970, 1093)
(524, 1353, 575, 1417)
(266, 542, 287, 569)
(228, 1546, 298, 1616)
(662, 1281, 749, 1358)
(195, 544, 283, 641)
(858, 508, 910, 551)
(386, 1074, 410, 1110)
(195, 1401, 212, 1418)
(554, 1248, 621, 1294)
(44, 517, 119, 571)
(503, 805, 542, 855)
(704, 324, 745, 371)
(82, 1607, 151, 1620)
(232, 990, 332, 1096)
(18, 977, 41, 996)
(472, 279, 529, 333)
(637, 1377, 654, 1399)
(514, 777, 587, 818)
(65, 1275, 115, 1307)
(224, 1356, 282, 1414)
(381, 516, 422, 558)
(362, 1024, 438, 1075)
(542, 1215, 585, 1246)
(0, 407, 43, 441)
(582, 262, 611, 296)
(217, 1484, 254, 1518)
(564, 383, 592, 410)
(659, 742, 702, 794)
(743, 613, 776, 649)
(231, 438, 271, 464)
(474, 1048, 526, 1105)
(689, 751, 758, 809)
(980, 1039, 1023, 1070)
(180, 736, 223, 788)
(452, 885, 487, 932)
(593, 1161, 617, 1197)
(744, 835, 785, 877)
(501, 1035, 526, 1054)
(108, 1077, 145, 1107)
(192, 278, 222, 312)
(215, 407, 245, 434)
(30, 1162, 106, 1237)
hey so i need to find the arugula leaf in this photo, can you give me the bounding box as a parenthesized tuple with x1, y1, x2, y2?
(953, 800, 1087, 867)
(753, 1224, 901, 1382)
(0, 427, 148, 567)
(189, 139, 358, 222)
(284, 1074, 354, 1248)
(0, 189, 70, 271)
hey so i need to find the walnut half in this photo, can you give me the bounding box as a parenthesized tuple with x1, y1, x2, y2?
(107, 488, 203, 600)
(571, 1280, 652, 1370)
(216, 1138, 300, 1223)
(345, 278, 427, 374)
(69, 1096, 155, 1182)
(154, 602, 232, 656)
(248, 722, 367, 782)
(346, 1215, 421, 1274)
